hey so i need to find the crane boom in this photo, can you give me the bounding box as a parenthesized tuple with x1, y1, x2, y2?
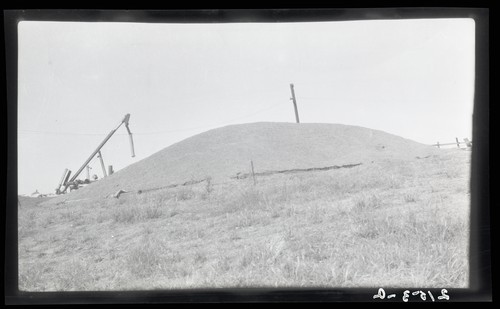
(59, 113, 135, 194)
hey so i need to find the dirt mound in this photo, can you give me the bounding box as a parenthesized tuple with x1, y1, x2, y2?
(47, 122, 440, 202)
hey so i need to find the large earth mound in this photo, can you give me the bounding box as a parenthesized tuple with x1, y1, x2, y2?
(48, 122, 439, 202)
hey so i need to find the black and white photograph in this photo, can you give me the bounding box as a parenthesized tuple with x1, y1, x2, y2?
(6, 8, 490, 303)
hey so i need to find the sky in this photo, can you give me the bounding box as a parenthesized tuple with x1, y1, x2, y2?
(17, 18, 475, 195)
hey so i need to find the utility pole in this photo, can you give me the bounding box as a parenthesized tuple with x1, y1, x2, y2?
(289, 83, 300, 123)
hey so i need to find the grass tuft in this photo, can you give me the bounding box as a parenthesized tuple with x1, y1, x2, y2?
(354, 194, 382, 211)
(404, 193, 418, 203)
(112, 203, 163, 223)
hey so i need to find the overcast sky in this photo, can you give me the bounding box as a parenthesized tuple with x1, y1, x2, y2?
(17, 18, 475, 195)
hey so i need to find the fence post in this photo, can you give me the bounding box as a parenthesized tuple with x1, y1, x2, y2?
(456, 137, 460, 148)
(250, 160, 256, 185)
(437, 141, 440, 148)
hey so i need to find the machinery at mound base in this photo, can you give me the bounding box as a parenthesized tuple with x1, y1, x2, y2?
(55, 114, 135, 195)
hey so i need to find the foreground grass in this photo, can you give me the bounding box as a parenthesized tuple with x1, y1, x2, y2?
(18, 150, 470, 291)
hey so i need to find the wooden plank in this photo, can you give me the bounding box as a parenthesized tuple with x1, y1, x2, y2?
(251, 160, 256, 185)
(232, 163, 363, 180)
(290, 83, 300, 123)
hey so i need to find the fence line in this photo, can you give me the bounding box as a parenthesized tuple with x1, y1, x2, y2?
(431, 138, 472, 149)
(58, 136, 472, 200)
(232, 162, 363, 180)
(135, 178, 208, 195)
(114, 161, 363, 198)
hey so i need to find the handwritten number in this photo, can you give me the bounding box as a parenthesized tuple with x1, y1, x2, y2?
(402, 290, 410, 302)
(373, 288, 386, 299)
(374, 288, 448, 301)
(438, 289, 449, 301)
(419, 291, 426, 301)
(428, 291, 435, 302)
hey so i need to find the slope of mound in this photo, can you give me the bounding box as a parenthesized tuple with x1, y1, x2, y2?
(18, 196, 54, 208)
(49, 122, 439, 202)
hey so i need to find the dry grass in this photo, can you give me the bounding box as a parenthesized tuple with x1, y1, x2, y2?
(18, 149, 470, 291)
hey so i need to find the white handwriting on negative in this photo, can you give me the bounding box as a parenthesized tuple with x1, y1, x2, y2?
(373, 288, 449, 302)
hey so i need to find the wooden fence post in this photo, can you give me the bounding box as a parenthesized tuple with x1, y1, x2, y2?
(456, 137, 460, 148)
(437, 141, 440, 148)
(250, 160, 256, 185)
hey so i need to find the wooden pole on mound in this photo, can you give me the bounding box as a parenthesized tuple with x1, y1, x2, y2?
(251, 160, 256, 185)
(290, 83, 300, 123)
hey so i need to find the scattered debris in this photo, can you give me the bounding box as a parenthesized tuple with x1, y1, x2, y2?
(56, 198, 90, 205)
(416, 155, 431, 159)
(111, 190, 128, 199)
(30, 189, 48, 198)
(66, 198, 91, 203)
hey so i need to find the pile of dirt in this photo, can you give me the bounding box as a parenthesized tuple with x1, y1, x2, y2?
(47, 122, 440, 203)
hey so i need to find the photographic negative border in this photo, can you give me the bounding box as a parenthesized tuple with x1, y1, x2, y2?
(4, 7, 491, 304)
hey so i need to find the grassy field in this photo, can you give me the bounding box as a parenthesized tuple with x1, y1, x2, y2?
(18, 148, 470, 291)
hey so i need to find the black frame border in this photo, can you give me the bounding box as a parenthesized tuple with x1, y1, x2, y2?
(3, 8, 491, 304)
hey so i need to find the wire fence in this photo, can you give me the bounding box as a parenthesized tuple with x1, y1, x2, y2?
(431, 138, 472, 149)
(112, 161, 364, 198)
(109, 135, 472, 199)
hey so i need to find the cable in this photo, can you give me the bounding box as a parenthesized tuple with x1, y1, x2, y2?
(18, 101, 288, 136)
(18, 130, 106, 136)
(135, 101, 288, 135)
